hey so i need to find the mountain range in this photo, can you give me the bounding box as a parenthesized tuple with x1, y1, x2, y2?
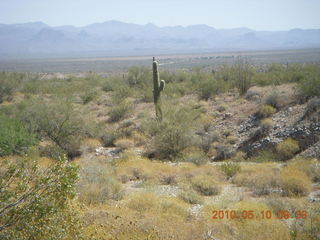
(0, 20, 320, 59)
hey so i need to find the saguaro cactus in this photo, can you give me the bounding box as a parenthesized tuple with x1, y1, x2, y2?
(153, 57, 165, 121)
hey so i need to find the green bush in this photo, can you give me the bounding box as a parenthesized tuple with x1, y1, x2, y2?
(111, 84, 132, 103)
(108, 100, 133, 122)
(0, 155, 83, 240)
(80, 90, 97, 104)
(0, 72, 23, 103)
(197, 78, 227, 100)
(299, 71, 320, 98)
(146, 103, 200, 160)
(16, 98, 85, 158)
(0, 115, 36, 156)
(126, 66, 151, 87)
(220, 161, 241, 179)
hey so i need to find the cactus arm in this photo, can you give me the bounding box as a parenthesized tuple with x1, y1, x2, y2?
(159, 80, 165, 92)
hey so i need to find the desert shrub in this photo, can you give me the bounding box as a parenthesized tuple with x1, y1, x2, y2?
(0, 115, 36, 156)
(233, 163, 282, 195)
(226, 135, 238, 144)
(220, 162, 241, 179)
(178, 189, 203, 204)
(146, 103, 200, 160)
(258, 104, 277, 118)
(114, 137, 135, 150)
(39, 144, 66, 160)
(108, 100, 133, 122)
(0, 155, 83, 240)
(264, 90, 282, 109)
(302, 97, 320, 119)
(299, 71, 320, 98)
(115, 155, 153, 183)
(111, 84, 132, 103)
(260, 118, 273, 133)
(100, 131, 117, 147)
(80, 90, 97, 104)
(126, 66, 151, 87)
(183, 148, 208, 165)
(0, 72, 23, 103)
(126, 192, 159, 213)
(276, 138, 300, 160)
(247, 150, 281, 162)
(280, 168, 312, 196)
(78, 159, 123, 204)
(102, 77, 118, 92)
(215, 144, 236, 160)
(197, 114, 215, 133)
(245, 89, 261, 101)
(191, 175, 221, 196)
(287, 158, 320, 182)
(16, 98, 85, 158)
(197, 78, 228, 100)
(217, 104, 227, 112)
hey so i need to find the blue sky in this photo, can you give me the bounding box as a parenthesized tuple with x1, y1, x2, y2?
(0, 0, 319, 30)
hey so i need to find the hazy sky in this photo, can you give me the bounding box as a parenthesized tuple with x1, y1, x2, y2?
(0, 0, 319, 30)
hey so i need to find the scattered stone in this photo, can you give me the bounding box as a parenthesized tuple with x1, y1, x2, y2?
(95, 147, 122, 158)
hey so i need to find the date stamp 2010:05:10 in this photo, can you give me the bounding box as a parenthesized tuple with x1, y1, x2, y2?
(212, 210, 308, 220)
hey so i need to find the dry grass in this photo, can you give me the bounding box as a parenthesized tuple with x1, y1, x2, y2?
(191, 175, 221, 196)
(233, 163, 281, 195)
(288, 157, 320, 182)
(280, 168, 312, 196)
(77, 158, 124, 204)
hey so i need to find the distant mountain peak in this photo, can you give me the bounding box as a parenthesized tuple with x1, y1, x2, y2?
(0, 20, 319, 59)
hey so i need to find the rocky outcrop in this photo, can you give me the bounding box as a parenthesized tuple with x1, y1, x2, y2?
(237, 100, 320, 158)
